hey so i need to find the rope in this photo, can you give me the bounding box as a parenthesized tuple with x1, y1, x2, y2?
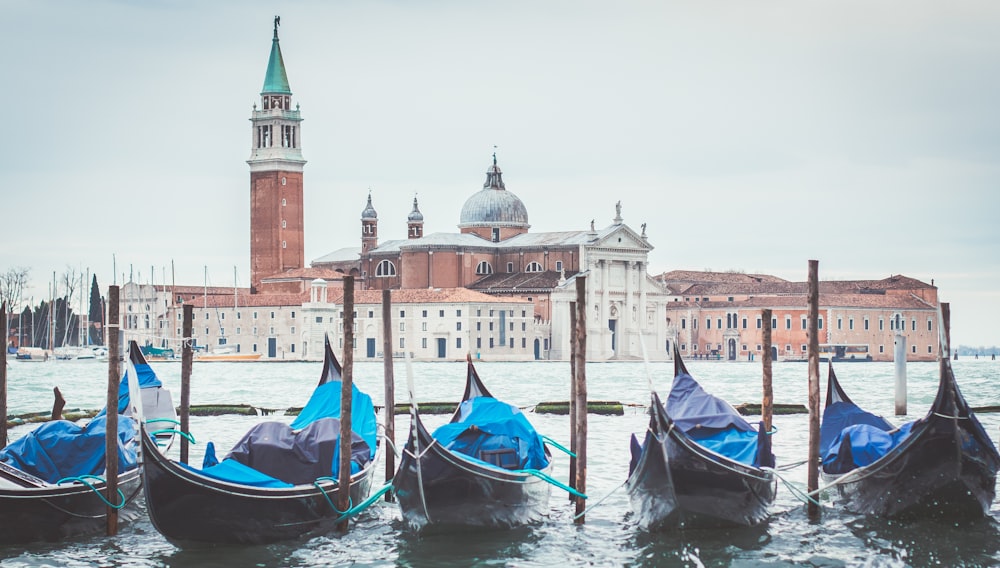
(761, 467, 824, 508)
(54, 475, 127, 509)
(313, 477, 353, 515)
(541, 435, 576, 458)
(147, 417, 181, 426)
(515, 469, 587, 499)
(380, 433, 401, 459)
(573, 481, 626, 520)
(775, 459, 808, 471)
(148, 429, 196, 445)
(932, 412, 969, 420)
(333, 483, 394, 522)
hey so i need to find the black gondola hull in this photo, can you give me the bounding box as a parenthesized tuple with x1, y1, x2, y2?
(394, 411, 552, 531)
(823, 414, 998, 519)
(141, 433, 376, 545)
(627, 418, 776, 529)
(0, 468, 142, 544)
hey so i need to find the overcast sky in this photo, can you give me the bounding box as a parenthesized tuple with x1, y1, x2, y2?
(2, 1, 998, 346)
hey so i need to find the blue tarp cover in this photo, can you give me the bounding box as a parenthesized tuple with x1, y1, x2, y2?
(665, 371, 762, 466)
(820, 401, 894, 456)
(432, 396, 549, 471)
(179, 457, 293, 489)
(688, 427, 761, 466)
(290, 380, 378, 460)
(667, 371, 755, 434)
(822, 403, 915, 474)
(0, 416, 138, 484)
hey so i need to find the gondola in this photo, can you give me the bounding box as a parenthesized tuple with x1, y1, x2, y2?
(626, 346, 776, 529)
(820, 344, 1000, 518)
(393, 356, 554, 530)
(139, 334, 379, 545)
(0, 342, 176, 544)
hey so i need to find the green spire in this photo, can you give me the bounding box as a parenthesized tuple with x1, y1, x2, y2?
(261, 16, 291, 95)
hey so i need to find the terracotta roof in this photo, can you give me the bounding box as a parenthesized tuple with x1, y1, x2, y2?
(667, 292, 935, 310)
(666, 273, 935, 297)
(658, 270, 789, 286)
(260, 267, 346, 281)
(469, 270, 578, 293)
(331, 287, 531, 305)
(186, 291, 310, 308)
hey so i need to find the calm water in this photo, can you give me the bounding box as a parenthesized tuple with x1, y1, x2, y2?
(2, 358, 1000, 567)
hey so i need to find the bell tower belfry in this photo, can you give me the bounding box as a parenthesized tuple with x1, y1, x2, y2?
(248, 16, 306, 293)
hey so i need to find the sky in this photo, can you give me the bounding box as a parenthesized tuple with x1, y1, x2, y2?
(2, 1, 999, 346)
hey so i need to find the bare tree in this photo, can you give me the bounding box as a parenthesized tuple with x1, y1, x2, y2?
(0, 266, 30, 316)
(60, 266, 79, 347)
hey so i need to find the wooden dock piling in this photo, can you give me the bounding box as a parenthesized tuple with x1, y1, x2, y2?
(568, 301, 577, 500)
(105, 286, 121, 536)
(336, 276, 355, 533)
(1, 302, 7, 448)
(806, 261, 820, 519)
(573, 276, 588, 522)
(180, 304, 193, 464)
(382, 289, 395, 501)
(761, 308, 773, 433)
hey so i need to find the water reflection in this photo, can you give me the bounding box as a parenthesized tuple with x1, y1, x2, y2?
(624, 521, 771, 567)
(395, 523, 541, 568)
(850, 515, 1000, 567)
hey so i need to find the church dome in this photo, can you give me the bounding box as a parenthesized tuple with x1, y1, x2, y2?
(458, 157, 529, 228)
(408, 196, 424, 222)
(361, 192, 377, 220)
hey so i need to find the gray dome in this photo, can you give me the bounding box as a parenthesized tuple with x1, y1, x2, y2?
(408, 197, 424, 222)
(458, 160, 529, 228)
(361, 193, 377, 220)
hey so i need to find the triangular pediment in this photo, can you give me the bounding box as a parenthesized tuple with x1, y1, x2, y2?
(590, 224, 653, 252)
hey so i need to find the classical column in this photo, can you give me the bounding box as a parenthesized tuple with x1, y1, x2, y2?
(624, 261, 634, 357)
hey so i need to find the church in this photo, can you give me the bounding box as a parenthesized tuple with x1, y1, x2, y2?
(241, 17, 672, 360)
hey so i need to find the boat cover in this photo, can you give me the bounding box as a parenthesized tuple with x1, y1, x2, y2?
(290, 380, 378, 460)
(432, 396, 549, 471)
(179, 455, 294, 489)
(93, 359, 164, 419)
(0, 416, 138, 484)
(665, 370, 766, 467)
(822, 408, 915, 474)
(666, 371, 755, 433)
(819, 401, 895, 456)
(221, 418, 371, 485)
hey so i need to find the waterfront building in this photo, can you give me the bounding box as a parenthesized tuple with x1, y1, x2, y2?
(659, 271, 940, 362)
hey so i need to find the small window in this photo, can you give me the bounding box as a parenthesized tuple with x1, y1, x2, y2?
(422, 310, 428, 317)
(456, 310, 462, 317)
(399, 322, 405, 331)
(507, 262, 514, 273)
(282, 198, 287, 206)
(492, 228, 500, 242)
(422, 338, 427, 349)
(315, 317, 323, 323)
(399, 338, 405, 348)
(282, 220, 287, 228)
(756, 318, 762, 329)
(879, 345, 885, 353)
(928, 345, 933, 353)
(911, 345, 917, 354)
(282, 241, 287, 249)
(801, 345, 807, 352)
(457, 338, 462, 349)
(742, 318, 748, 329)
(456, 322, 462, 331)
(555, 260, 563, 271)
(439, 310, 444, 317)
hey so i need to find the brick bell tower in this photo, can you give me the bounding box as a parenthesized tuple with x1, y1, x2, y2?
(248, 16, 306, 293)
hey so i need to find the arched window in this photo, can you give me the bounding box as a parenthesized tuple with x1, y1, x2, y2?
(376, 260, 397, 277)
(525, 262, 543, 273)
(476, 261, 493, 275)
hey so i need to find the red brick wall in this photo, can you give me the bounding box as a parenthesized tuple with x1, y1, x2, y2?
(250, 170, 304, 291)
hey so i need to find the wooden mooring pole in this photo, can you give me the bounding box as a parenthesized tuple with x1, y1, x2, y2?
(806, 261, 821, 519)
(761, 308, 773, 433)
(573, 276, 588, 522)
(568, 300, 577, 500)
(382, 288, 395, 501)
(180, 304, 193, 464)
(336, 276, 355, 533)
(105, 286, 121, 536)
(1, 302, 7, 448)
(894, 331, 907, 416)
